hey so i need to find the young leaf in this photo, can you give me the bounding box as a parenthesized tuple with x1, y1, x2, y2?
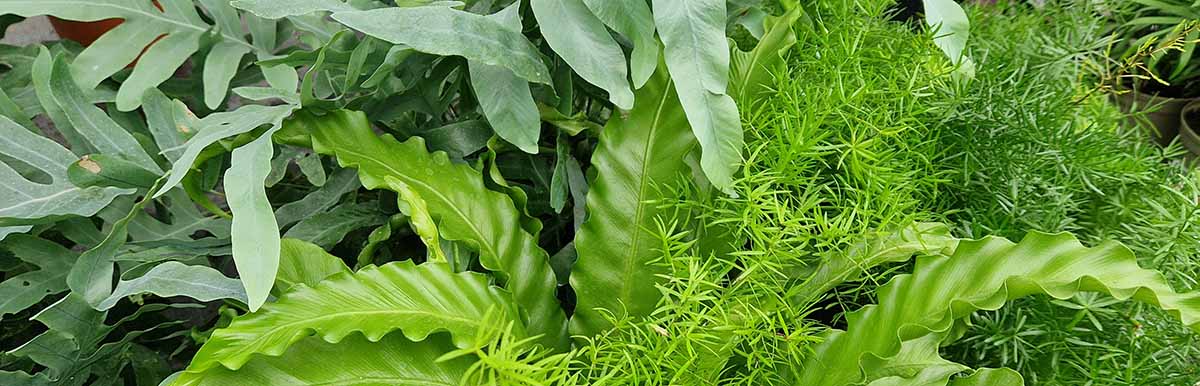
(332, 6, 552, 85)
(798, 232, 1200, 386)
(531, 0, 635, 110)
(385, 177, 445, 263)
(97, 262, 247, 311)
(469, 3, 540, 154)
(286, 109, 569, 350)
(180, 261, 524, 374)
(569, 60, 698, 337)
(173, 333, 472, 386)
(652, 0, 742, 193)
(581, 0, 659, 88)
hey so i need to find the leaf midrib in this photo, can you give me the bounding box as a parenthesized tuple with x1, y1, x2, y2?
(619, 83, 685, 304)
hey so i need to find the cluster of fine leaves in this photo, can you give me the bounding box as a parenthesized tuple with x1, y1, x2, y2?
(0, 1, 1198, 386)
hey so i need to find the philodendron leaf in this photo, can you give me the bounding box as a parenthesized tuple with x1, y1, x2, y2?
(923, 0, 975, 79)
(289, 109, 569, 350)
(652, 0, 742, 193)
(0, 0, 267, 111)
(273, 168, 361, 228)
(569, 59, 698, 337)
(0, 115, 131, 232)
(582, 0, 659, 89)
(531, 0, 635, 110)
(797, 232, 1200, 386)
(42, 52, 161, 172)
(274, 238, 350, 294)
(0, 235, 75, 318)
(68, 181, 166, 307)
(283, 201, 388, 249)
(225, 130, 283, 312)
(180, 261, 523, 374)
(157, 104, 298, 197)
(152, 103, 296, 313)
(173, 333, 472, 386)
(332, 6, 552, 85)
(469, 3, 541, 154)
(98, 262, 247, 311)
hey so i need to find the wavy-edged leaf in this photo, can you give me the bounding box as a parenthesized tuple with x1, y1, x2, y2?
(532, 0, 634, 110)
(332, 6, 552, 85)
(469, 3, 540, 154)
(274, 238, 350, 294)
(652, 0, 742, 193)
(568, 59, 697, 337)
(174, 332, 471, 386)
(181, 260, 523, 374)
(797, 232, 1200, 386)
(582, 0, 658, 89)
(0, 235, 75, 318)
(0, 115, 131, 231)
(98, 262, 247, 310)
(289, 109, 568, 350)
(0, 0, 266, 111)
(788, 222, 959, 305)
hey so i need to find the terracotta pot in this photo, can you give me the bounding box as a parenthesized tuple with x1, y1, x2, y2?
(47, 17, 124, 46)
(47, 1, 163, 65)
(1112, 88, 1199, 147)
(1180, 100, 1200, 159)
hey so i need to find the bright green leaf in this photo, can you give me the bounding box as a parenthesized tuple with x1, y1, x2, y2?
(569, 60, 698, 337)
(174, 333, 472, 386)
(274, 238, 350, 294)
(180, 260, 523, 374)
